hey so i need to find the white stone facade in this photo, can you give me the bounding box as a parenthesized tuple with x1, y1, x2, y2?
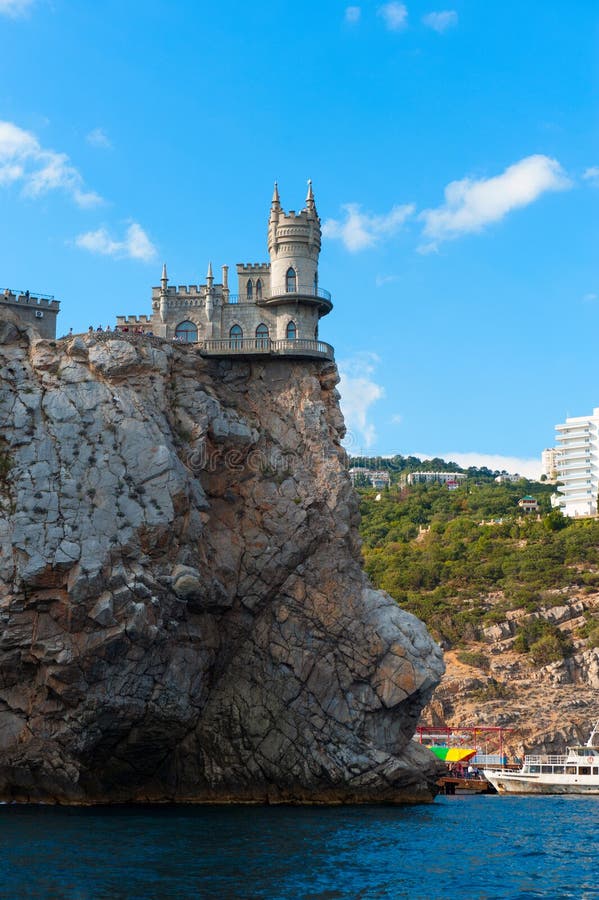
(116, 183, 333, 360)
(552, 408, 599, 517)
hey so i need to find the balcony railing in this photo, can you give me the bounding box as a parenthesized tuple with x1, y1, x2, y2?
(268, 284, 331, 301)
(226, 286, 332, 305)
(2, 288, 56, 301)
(199, 337, 334, 360)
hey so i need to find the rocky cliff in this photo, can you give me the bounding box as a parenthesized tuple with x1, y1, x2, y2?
(0, 318, 444, 803)
(422, 593, 599, 755)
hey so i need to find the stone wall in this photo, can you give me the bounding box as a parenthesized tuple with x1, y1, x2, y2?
(0, 296, 59, 339)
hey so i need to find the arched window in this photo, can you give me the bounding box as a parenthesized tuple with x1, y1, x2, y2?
(255, 278, 262, 300)
(246, 279, 253, 300)
(175, 320, 198, 343)
(313, 271, 318, 295)
(229, 324, 243, 349)
(286, 267, 297, 293)
(314, 324, 319, 340)
(286, 320, 297, 341)
(255, 323, 269, 349)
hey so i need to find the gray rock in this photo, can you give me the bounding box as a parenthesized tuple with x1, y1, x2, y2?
(0, 341, 444, 804)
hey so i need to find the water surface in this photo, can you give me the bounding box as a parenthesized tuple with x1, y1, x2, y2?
(1, 796, 597, 899)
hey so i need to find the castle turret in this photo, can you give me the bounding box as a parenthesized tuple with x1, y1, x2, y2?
(265, 181, 330, 318)
(205, 261, 214, 318)
(159, 263, 168, 323)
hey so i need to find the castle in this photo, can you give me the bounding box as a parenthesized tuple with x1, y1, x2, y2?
(0, 289, 60, 340)
(116, 182, 334, 360)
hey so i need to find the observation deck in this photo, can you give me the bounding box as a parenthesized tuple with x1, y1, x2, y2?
(199, 337, 334, 361)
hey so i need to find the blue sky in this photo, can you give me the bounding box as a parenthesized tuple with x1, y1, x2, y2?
(1, 0, 598, 475)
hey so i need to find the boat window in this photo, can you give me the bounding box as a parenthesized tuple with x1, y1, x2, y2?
(593, 768, 599, 776)
(579, 766, 591, 775)
(541, 765, 552, 773)
(566, 766, 576, 774)
(529, 765, 540, 774)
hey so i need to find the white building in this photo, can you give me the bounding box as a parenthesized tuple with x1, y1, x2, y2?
(552, 408, 599, 517)
(401, 472, 467, 487)
(541, 448, 559, 481)
(348, 468, 391, 489)
(494, 473, 522, 484)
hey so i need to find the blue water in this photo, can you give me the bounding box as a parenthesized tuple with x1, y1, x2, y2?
(0, 796, 597, 899)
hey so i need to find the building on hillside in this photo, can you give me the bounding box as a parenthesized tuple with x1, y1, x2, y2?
(116, 182, 334, 361)
(494, 473, 522, 484)
(518, 495, 539, 514)
(541, 448, 559, 481)
(0, 289, 60, 339)
(348, 468, 391, 489)
(401, 471, 467, 487)
(552, 407, 599, 517)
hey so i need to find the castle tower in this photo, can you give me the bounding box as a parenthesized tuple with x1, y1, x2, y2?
(266, 181, 328, 308)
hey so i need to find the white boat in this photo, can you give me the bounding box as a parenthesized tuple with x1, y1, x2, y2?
(484, 720, 599, 795)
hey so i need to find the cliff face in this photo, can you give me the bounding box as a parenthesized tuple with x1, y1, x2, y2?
(423, 596, 599, 756)
(0, 321, 444, 803)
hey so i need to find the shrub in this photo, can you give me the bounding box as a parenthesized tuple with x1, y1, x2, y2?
(472, 679, 511, 700)
(528, 632, 568, 666)
(456, 650, 490, 671)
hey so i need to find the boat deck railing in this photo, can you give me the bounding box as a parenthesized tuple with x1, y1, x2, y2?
(523, 754, 567, 766)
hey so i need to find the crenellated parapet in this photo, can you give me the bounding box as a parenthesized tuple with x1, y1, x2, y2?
(1, 291, 60, 310)
(237, 263, 270, 273)
(115, 315, 153, 327)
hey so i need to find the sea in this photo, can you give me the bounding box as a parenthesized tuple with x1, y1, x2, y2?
(0, 795, 597, 899)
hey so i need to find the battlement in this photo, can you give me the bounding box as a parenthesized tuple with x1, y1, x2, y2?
(151, 284, 225, 298)
(237, 263, 270, 273)
(115, 315, 153, 325)
(1, 290, 60, 310)
(278, 209, 318, 225)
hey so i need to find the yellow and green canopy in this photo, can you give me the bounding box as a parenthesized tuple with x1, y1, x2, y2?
(429, 746, 477, 763)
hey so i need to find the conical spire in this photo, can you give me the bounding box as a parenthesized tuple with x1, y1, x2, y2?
(161, 262, 168, 281)
(271, 181, 280, 205)
(207, 261, 213, 280)
(306, 178, 314, 204)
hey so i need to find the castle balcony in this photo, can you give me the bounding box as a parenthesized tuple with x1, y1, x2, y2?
(199, 337, 334, 361)
(259, 285, 332, 315)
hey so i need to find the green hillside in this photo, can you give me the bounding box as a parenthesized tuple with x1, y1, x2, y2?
(355, 457, 599, 657)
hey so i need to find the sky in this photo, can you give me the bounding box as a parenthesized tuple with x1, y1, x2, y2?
(1, 0, 598, 477)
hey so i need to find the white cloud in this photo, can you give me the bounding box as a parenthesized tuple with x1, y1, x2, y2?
(345, 6, 361, 23)
(423, 10, 458, 32)
(0, 120, 102, 207)
(86, 127, 112, 149)
(0, 0, 34, 16)
(378, 2, 408, 31)
(338, 352, 385, 450)
(75, 223, 157, 262)
(323, 202, 414, 251)
(583, 292, 597, 303)
(583, 166, 599, 187)
(390, 413, 403, 425)
(419, 154, 571, 248)
(418, 451, 541, 479)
